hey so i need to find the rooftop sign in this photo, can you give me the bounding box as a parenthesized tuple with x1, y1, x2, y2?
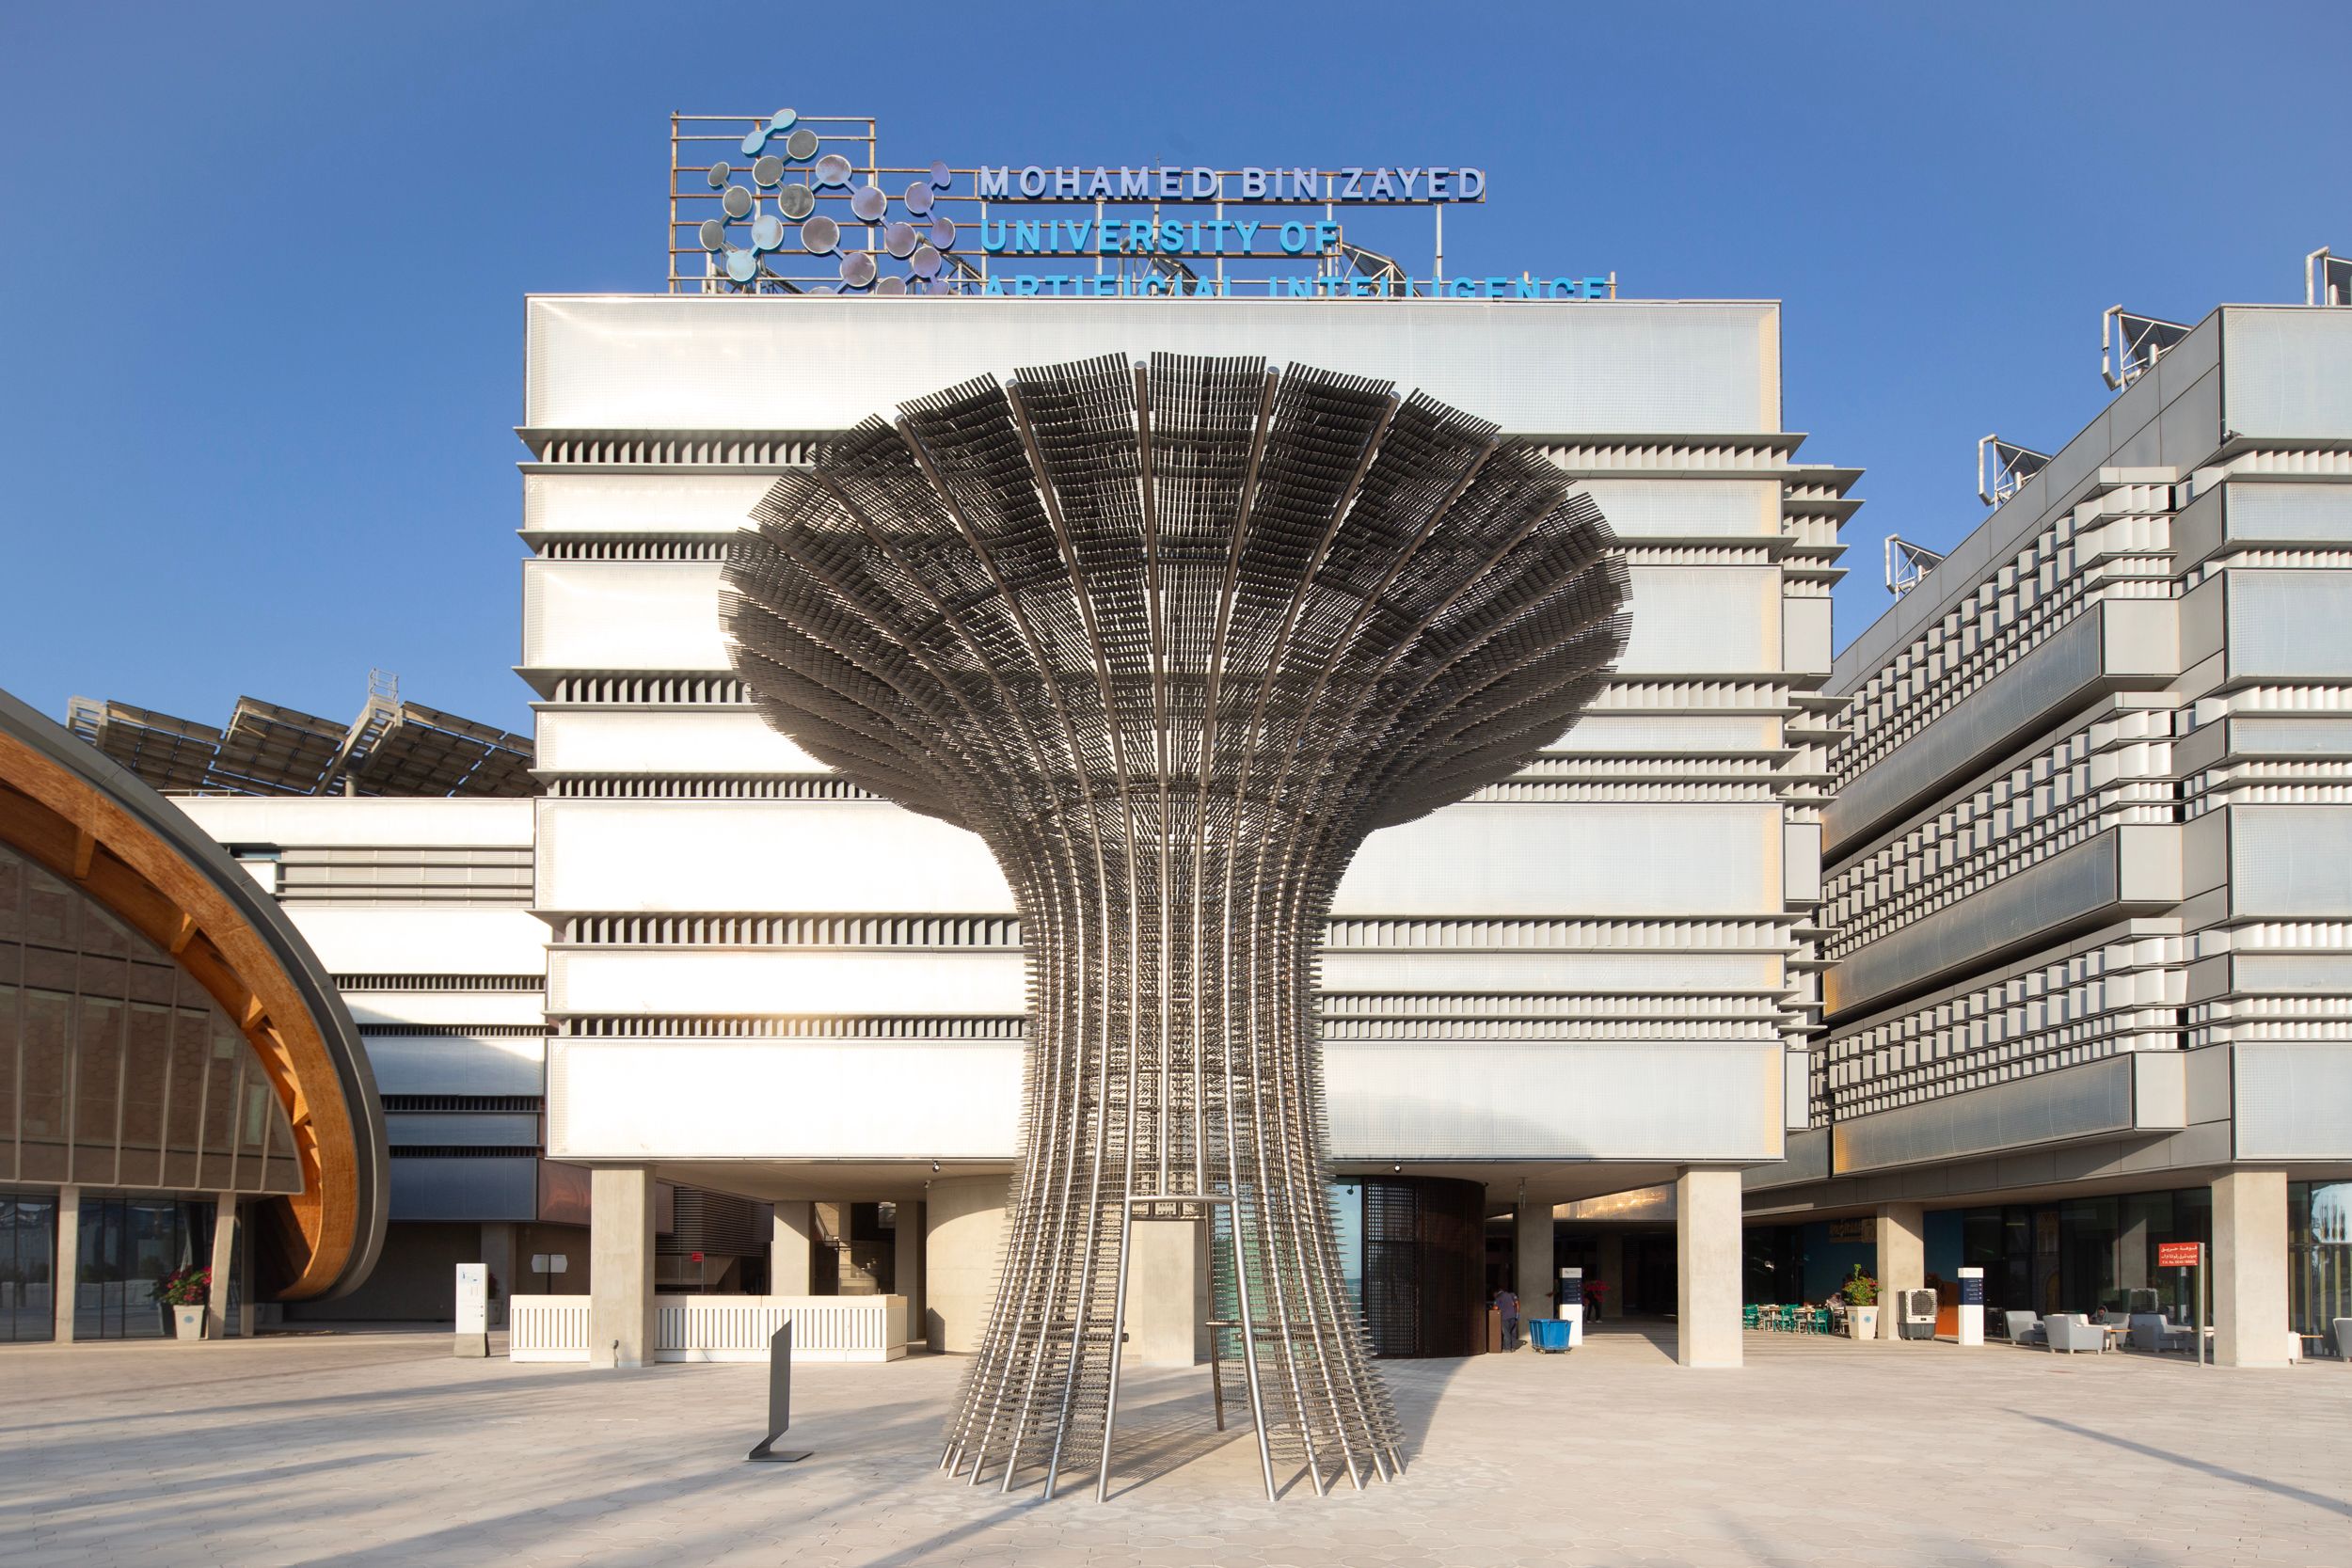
(666, 112, 1611, 301)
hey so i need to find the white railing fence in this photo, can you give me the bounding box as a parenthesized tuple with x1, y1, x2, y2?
(508, 1294, 908, 1364)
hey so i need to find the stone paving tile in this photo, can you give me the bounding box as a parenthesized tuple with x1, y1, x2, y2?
(3, 1326, 2348, 1565)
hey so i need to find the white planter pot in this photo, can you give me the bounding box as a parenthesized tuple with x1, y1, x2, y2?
(1847, 1306, 1879, 1340)
(172, 1307, 206, 1341)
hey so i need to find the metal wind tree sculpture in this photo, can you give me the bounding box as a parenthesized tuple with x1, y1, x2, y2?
(722, 354, 1628, 1500)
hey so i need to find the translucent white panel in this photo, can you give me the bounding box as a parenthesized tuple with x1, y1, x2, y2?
(2233, 954, 2352, 990)
(549, 1039, 1023, 1159)
(527, 297, 1780, 436)
(1831, 1056, 2138, 1173)
(548, 949, 1027, 1016)
(535, 709, 826, 773)
(2226, 482, 2352, 543)
(364, 1032, 546, 1096)
(1320, 951, 1784, 993)
(521, 561, 729, 672)
(1335, 802, 1779, 916)
(2231, 718, 2352, 756)
(340, 992, 549, 1029)
(1323, 1041, 1781, 1161)
(279, 907, 548, 975)
(2221, 307, 2352, 439)
(1543, 715, 1781, 753)
(1618, 565, 1779, 674)
(2231, 805, 2352, 916)
(181, 797, 535, 848)
(2233, 1042, 2352, 1160)
(1576, 479, 1779, 539)
(522, 472, 774, 535)
(2229, 570, 2352, 679)
(537, 800, 1011, 912)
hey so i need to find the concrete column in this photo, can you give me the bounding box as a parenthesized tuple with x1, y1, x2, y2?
(1675, 1167, 1741, 1368)
(771, 1201, 813, 1295)
(1597, 1231, 1624, 1319)
(54, 1185, 80, 1344)
(589, 1166, 657, 1369)
(2214, 1168, 2290, 1368)
(1874, 1202, 1925, 1341)
(479, 1223, 516, 1328)
(925, 1175, 1009, 1353)
(893, 1200, 925, 1346)
(1514, 1200, 1554, 1333)
(206, 1196, 239, 1340)
(1126, 1218, 1210, 1367)
(234, 1209, 256, 1338)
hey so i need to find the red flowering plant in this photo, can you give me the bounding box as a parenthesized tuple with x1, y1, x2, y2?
(151, 1265, 211, 1307)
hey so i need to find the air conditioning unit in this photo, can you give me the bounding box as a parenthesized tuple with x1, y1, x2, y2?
(1897, 1289, 1939, 1340)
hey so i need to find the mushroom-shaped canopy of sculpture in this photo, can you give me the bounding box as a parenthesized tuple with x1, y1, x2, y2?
(720, 353, 1628, 841)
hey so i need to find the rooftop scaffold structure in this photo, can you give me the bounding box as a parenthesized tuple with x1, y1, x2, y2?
(66, 673, 535, 799)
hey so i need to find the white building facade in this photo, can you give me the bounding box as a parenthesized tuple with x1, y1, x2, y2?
(513, 295, 1851, 1365)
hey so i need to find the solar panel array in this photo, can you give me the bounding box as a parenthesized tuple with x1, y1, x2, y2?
(63, 690, 534, 799)
(723, 355, 1629, 1503)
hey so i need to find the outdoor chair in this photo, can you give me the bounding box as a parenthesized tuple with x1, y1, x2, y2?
(2335, 1318, 2352, 1361)
(2127, 1313, 2192, 1354)
(2003, 1310, 2044, 1347)
(1743, 1305, 1760, 1330)
(2045, 1314, 2108, 1354)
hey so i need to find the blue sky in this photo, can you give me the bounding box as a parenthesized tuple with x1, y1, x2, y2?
(3, 1, 2344, 733)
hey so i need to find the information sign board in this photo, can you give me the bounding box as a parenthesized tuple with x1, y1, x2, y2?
(2156, 1242, 2203, 1268)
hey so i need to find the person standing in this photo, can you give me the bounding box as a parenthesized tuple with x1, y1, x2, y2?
(1495, 1287, 1521, 1351)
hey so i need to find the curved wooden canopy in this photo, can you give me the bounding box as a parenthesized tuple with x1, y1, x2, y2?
(0, 689, 388, 1299)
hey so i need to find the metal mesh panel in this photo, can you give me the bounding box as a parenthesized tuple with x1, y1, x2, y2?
(722, 356, 1627, 1502)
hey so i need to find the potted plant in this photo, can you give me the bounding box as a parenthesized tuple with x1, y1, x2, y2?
(1841, 1265, 1880, 1340)
(152, 1265, 211, 1341)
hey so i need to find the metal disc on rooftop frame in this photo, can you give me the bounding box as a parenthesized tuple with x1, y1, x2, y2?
(801, 214, 840, 255)
(850, 183, 887, 222)
(777, 182, 816, 220)
(721, 184, 754, 220)
(785, 127, 819, 162)
(768, 107, 796, 133)
(910, 244, 942, 278)
(930, 217, 957, 250)
(723, 247, 758, 284)
(752, 214, 787, 253)
(875, 275, 907, 296)
(697, 218, 727, 251)
(838, 251, 878, 289)
(930, 160, 953, 188)
(753, 155, 785, 188)
(884, 221, 917, 259)
(902, 182, 933, 216)
(704, 161, 732, 189)
(814, 153, 852, 188)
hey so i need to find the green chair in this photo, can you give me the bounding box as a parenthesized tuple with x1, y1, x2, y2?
(1743, 1305, 1761, 1330)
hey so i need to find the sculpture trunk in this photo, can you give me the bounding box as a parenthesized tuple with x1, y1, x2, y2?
(722, 353, 1628, 1500)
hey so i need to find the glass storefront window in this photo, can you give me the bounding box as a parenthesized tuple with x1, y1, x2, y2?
(1329, 1183, 1363, 1306)
(1956, 1189, 2212, 1322)
(2290, 1180, 2352, 1337)
(73, 1195, 211, 1339)
(0, 1194, 56, 1341)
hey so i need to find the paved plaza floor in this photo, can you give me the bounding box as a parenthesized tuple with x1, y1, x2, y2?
(5, 1323, 2347, 1567)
